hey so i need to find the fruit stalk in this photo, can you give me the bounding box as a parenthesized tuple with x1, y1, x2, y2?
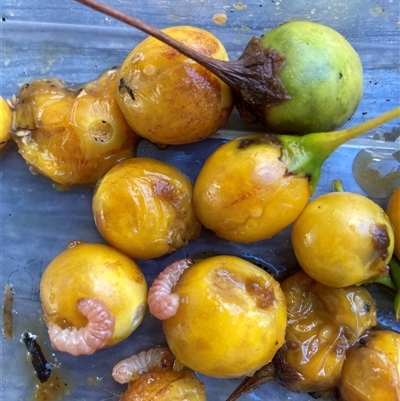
(279, 107, 400, 193)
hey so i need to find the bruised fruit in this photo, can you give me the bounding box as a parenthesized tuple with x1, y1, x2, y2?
(291, 191, 394, 287)
(338, 330, 400, 401)
(119, 367, 206, 401)
(226, 270, 377, 400)
(274, 270, 377, 392)
(117, 25, 234, 145)
(92, 157, 201, 260)
(40, 242, 147, 354)
(150, 255, 287, 378)
(11, 71, 137, 187)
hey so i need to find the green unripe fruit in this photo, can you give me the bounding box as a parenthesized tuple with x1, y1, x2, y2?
(260, 20, 363, 134)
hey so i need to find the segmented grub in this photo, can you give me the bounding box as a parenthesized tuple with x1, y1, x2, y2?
(147, 258, 193, 320)
(112, 346, 174, 384)
(47, 297, 115, 356)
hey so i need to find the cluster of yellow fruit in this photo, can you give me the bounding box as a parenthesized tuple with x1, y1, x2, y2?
(1, 17, 400, 401)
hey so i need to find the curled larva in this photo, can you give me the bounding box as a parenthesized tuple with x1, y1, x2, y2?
(112, 346, 174, 384)
(48, 297, 115, 356)
(148, 258, 193, 320)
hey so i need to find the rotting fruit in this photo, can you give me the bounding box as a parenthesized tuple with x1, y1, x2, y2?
(0, 95, 12, 149)
(75, 0, 361, 134)
(338, 330, 400, 401)
(120, 367, 206, 401)
(117, 25, 234, 145)
(291, 191, 394, 287)
(258, 20, 363, 134)
(40, 242, 147, 355)
(92, 157, 201, 260)
(226, 270, 377, 400)
(11, 70, 137, 187)
(114, 347, 207, 401)
(148, 255, 287, 378)
(193, 108, 400, 243)
(386, 186, 400, 259)
(274, 270, 377, 392)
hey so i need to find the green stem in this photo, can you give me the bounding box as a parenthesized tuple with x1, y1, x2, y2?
(374, 275, 397, 291)
(333, 179, 345, 192)
(279, 107, 400, 193)
(389, 257, 400, 321)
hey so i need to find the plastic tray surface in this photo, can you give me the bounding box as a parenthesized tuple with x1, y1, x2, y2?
(1, 1, 399, 400)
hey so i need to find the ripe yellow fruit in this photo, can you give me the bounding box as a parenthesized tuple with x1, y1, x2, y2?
(93, 157, 201, 260)
(120, 368, 206, 401)
(338, 330, 400, 401)
(117, 25, 234, 145)
(163, 255, 287, 378)
(0, 96, 12, 149)
(291, 191, 394, 287)
(40, 242, 147, 347)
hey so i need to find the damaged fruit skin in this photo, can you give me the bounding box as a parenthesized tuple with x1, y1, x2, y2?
(162, 255, 287, 378)
(92, 157, 201, 260)
(275, 270, 377, 393)
(338, 330, 400, 401)
(193, 134, 311, 242)
(12, 71, 137, 186)
(259, 20, 363, 135)
(119, 368, 206, 401)
(291, 191, 394, 287)
(117, 25, 234, 145)
(40, 242, 147, 348)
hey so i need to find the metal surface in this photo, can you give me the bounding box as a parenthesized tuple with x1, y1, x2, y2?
(1, 0, 399, 400)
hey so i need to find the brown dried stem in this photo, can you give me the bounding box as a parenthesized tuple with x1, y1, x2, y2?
(73, 0, 289, 125)
(225, 362, 275, 401)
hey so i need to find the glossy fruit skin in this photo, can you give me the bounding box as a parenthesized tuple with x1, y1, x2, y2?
(119, 368, 206, 401)
(117, 25, 234, 145)
(0, 96, 12, 149)
(193, 134, 311, 242)
(275, 270, 377, 392)
(260, 20, 363, 135)
(93, 157, 201, 260)
(12, 72, 137, 186)
(40, 242, 147, 347)
(291, 191, 394, 287)
(386, 186, 400, 259)
(338, 330, 400, 401)
(162, 255, 287, 378)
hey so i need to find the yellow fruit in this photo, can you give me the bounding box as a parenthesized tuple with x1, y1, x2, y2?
(338, 330, 400, 401)
(291, 191, 394, 287)
(120, 368, 206, 401)
(0, 95, 12, 149)
(259, 20, 363, 134)
(117, 25, 234, 145)
(40, 242, 147, 347)
(12, 72, 137, 186)
(163, 255, 287, 378)
(386, 186, 400, 259)
(193, 134, 311, 242)
(93, 157, 201, 260)
(276, 270, 377, 392)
